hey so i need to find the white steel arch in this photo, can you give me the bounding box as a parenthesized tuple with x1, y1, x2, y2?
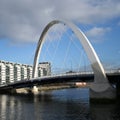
(32, 20, 111, 92)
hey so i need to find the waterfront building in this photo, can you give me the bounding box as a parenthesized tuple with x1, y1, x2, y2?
(0, 61, 6, 84)
(0, 60, 51, 85)
(27, 65, 33, 79)
(38, 62, 51, 76)
(6, 62, 14, 83)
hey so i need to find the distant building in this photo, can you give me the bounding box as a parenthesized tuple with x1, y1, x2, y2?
(38, 62, 51, 76)
(0, 60, 51, 85)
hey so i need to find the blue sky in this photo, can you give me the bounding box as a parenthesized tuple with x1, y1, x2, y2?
(0, 0, 120, 72)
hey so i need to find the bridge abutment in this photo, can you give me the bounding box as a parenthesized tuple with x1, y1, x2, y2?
(90, 82, 116, 102)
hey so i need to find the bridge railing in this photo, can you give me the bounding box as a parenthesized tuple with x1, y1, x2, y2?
(35, 71, 94, 80)
(0, 69, 119, 87)
(105, 69, 120, 74)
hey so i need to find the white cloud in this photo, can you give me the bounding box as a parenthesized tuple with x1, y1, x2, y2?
(86, 27, 111, 42)
(86, 27, 111, 37)
(0, 0, 120, 43)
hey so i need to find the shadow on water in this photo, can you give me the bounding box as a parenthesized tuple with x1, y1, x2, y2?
(90, 99, 120, 120)
(0, 88, 120, 120)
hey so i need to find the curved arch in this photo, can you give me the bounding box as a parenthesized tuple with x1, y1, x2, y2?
(32, 20, 111, 91)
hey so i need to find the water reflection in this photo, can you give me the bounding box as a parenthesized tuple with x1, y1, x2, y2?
(0, 95, 23, 120)
(0, 89, 89, 120)
(0, 95, 7, 120)
(0, 88, 120, 120)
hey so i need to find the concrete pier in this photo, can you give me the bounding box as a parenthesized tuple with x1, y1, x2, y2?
(90, 82, 116, 102)
(32, 86, 39, 94)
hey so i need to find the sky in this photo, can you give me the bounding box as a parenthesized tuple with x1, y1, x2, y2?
(0, 0, 120, 72)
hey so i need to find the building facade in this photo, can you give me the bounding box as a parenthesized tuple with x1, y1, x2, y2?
(0, 60, 51, 85)
(38, 62, 51, 76)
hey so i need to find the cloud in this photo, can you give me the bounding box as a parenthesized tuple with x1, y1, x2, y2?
(86, 27, 111, 37)
(86, 27, 111, 42)
(0, 0, 120, 43)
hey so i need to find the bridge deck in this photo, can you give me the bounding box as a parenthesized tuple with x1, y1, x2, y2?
(0, 72, 120, 90)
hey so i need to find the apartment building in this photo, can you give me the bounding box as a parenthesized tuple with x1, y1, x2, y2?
(0, 60, 51, 85)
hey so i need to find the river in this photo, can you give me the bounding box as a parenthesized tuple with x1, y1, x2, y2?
(0, 88, 120, 120)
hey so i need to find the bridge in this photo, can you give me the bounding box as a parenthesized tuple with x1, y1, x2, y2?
(0, 71, 120, 89)
(0, 19, 120, 100)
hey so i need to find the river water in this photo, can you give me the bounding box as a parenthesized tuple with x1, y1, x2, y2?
(0, 88, 120, 120)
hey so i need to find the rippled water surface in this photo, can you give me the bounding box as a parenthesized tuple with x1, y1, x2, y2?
(0, 88, 120, 120)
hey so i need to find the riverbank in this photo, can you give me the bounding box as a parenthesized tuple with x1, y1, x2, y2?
(0, 82, 89, 94)
(15, 83, 77, 94)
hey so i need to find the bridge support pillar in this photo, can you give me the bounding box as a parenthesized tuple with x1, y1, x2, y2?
(32, 86, 39, 94)
(90, 82, 116, 102)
